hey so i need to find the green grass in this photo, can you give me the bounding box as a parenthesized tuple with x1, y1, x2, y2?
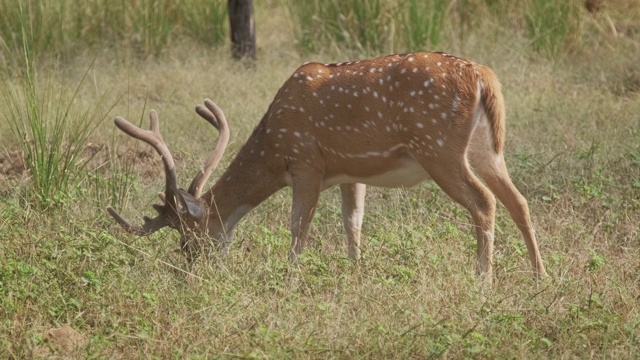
(283, 0, 397, 55)
(524, 0, 584, 58)
(283, 0, 591, 57)
(0, 0, 227, 62)
(1, 21, 113, 208)
(1, 1, 640, 358)
(404, 0, 449, 50)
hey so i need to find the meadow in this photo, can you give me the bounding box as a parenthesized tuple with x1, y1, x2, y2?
(1, 0, 639, 358)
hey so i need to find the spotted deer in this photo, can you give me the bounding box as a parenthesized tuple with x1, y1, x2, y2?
(107, 52, 547, 281)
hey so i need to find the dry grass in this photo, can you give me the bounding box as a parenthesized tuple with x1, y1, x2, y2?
(1, 2, 639, 359)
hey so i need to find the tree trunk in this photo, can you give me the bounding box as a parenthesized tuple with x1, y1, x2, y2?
(228, 0, 256, 61)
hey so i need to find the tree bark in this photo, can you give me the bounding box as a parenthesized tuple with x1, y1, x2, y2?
(228, 0, 256, 61)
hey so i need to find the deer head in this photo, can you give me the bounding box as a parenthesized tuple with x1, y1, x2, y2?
(108, 52, 547, 282)
(107, 100, 229, 260)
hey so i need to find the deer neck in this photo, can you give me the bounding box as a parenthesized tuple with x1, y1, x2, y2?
(201, 124, 286, 235)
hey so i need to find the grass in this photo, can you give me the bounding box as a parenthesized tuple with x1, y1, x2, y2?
(282, 0, 397, 55)
(524, 0, 584, 58)
(404, 0, 449, 50)
(0, 0, 228, 62)
(283, 0, 591, 57)
(1, 19, 113, 208)
(1, 0, 640, 358)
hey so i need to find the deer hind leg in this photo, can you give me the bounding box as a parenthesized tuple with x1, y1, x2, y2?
(472, 154, 547, 279)
(418, 155, 497, 281)
(289, 169, 323, 262)
(340, 183, 366, 260)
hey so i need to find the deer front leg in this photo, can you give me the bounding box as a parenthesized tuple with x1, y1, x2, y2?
(340, 183, 366, 260)
(289, 170, 323, 262)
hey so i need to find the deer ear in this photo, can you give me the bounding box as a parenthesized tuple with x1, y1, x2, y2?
(176, 189, 206, 221)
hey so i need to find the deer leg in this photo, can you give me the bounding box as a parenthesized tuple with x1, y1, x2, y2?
(289, 171, 323, 262)
(340, 183, 366, 260)
(421, 157, 497, 281)
(474, 155, 547, 279)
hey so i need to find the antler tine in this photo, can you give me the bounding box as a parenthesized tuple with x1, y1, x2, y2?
(114, 112, 170, 167)
(114, 112, 178, 194)
(188, 99, 231, 198)
(114, 111, 161, 144)
(148, 109, 162, 138)
(195, 98, 227, 131)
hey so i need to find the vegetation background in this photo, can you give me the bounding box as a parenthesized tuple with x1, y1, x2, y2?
(0, 0, 639, 358)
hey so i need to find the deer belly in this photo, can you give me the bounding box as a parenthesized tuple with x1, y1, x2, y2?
(322, 155, 431, 188)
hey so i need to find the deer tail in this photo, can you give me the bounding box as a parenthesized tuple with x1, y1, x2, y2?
(477, 66, 506, 154)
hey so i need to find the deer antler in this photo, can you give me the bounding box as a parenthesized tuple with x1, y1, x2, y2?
(106, 110, 182, 235)
(188, 99, 230, 198)
(106, 206, 171, 236)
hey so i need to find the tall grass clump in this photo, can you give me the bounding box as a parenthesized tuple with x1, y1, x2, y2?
(284, 0, 400, 55)
(283, 0, 317, 53)
(180, 0, 228, 47)
(1, 19, 112, 208)
(285, 0, 596, 61)
(482, 0, 520, 27)
(524, 0, 584, 58)
(2, 69, 111, 208)
(403, 0, 449, 51)
(346, 0, 389, 52)
(284, 0, 475, 55)
(0, 0, 73, 66)
(0, 0, 228, 61)
(123, 0, 177, 57)
(80, 0, 227, 57)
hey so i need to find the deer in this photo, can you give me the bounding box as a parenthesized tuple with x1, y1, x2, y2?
(107, 52, 547, 282)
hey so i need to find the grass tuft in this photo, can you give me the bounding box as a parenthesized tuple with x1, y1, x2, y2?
(283, 0, 399, 55)
(0, 0, 228, 61)
(1, 12, 113, 208)
(524, 0, 584, 58)
(403, 0, 449, 51)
